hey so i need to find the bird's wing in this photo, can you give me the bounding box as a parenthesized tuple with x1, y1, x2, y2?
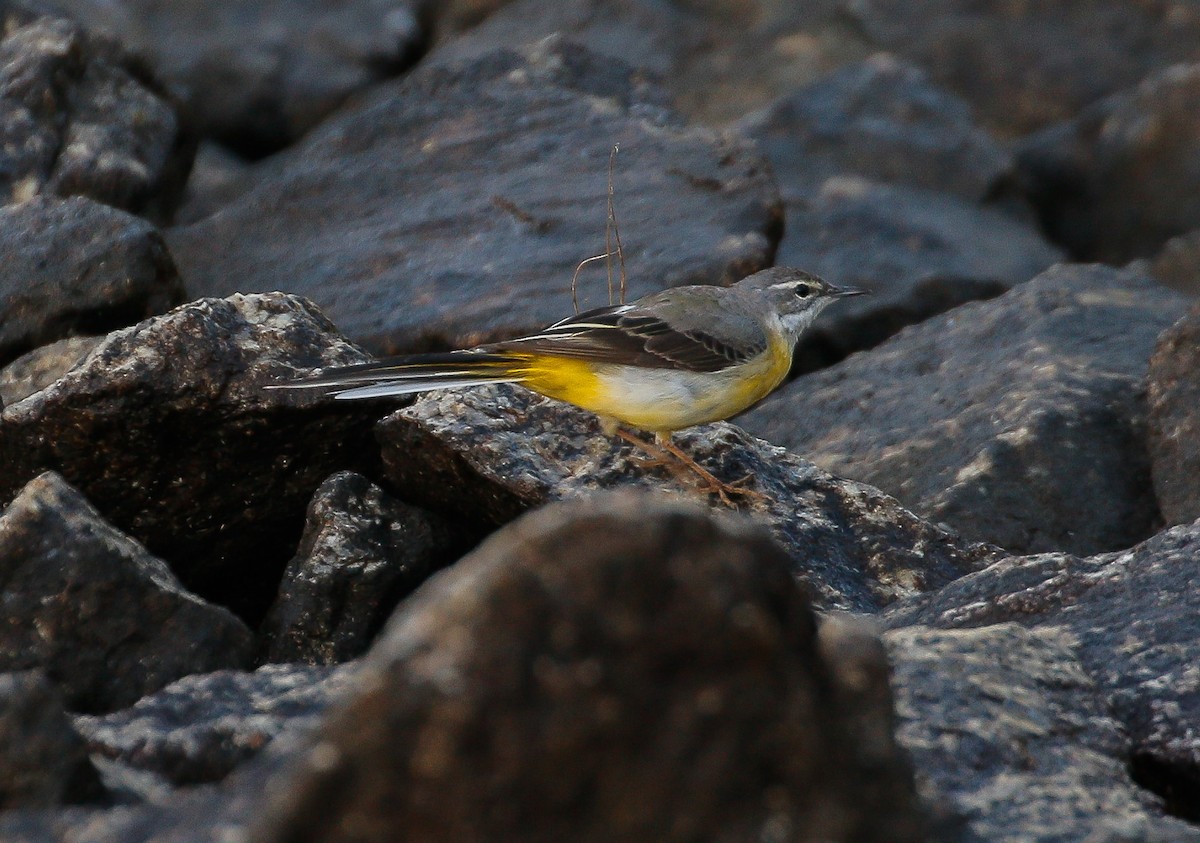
(493, 297, 767, 373)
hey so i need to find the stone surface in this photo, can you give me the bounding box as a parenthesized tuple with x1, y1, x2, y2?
(0, 670, 103, 809)
(74, 663, 355, 787)
(172, 140, 253, 225)
(885, 518, 1200, 825)
(1147, 305, 1200, 526)
(47, 0, 430, 156)
(260, 471, 459, 665)
(0, 6, 189, 220)
(0, 293, 381, 620)
(777, 177, 1061, 372)
(377, 383, 996, 612)
(169, 38, 782, 353)
(1149, 230, 1200, 295)
(839, 0, 1200, 138)
(252, 494, 925, 843)
(430, 0, 873, 127)
(0, 335, 101, 408)
(740, 263, 1188, 556)
(735, 54, 1014, 203)
(0, 472, 254, 713)
(886, 624, 1200, 842)
(0, 195, 183, 365)
(1018, 62, 1200, 262)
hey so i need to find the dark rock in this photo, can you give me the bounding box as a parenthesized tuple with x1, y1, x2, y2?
(0, 7, 189, 220)
(251, 493, 926, 843)
(1147, 305, 1200, 527)
(735, 54, 1013, 203)
(0, 293, 381, 621)
(0, 472, 253, 713)
(430, 0, 871, 126)
(0, 195, 184, 366)
(173, 141, 254, 225)
(47, 0, 430, 157)
(260, 472, 459, 665)
(377, 383, 996, 612)
(1018, 63, 1200, 262)
(74, 663, 356, 786)
(169, 38, 782, 353)
(886, 623, 1200, 842)
(777, 177, 1061, 372)
(740, 263, 1188, 556)
(1148, 230, 1200, 295)
(839, 0, 1200, 138)
(0, 335, 101, 408)
(884, 519, 1200, 829)
(0, 670, 103, 809)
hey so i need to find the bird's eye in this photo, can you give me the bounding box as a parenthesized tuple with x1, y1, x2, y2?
(794, 285, 812, 298)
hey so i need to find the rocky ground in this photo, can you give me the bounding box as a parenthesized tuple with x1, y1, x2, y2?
(1, 0, 1199, 840)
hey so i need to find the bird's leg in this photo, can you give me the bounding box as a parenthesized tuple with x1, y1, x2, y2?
(613, 428, 767, 507)
(612, 427, 674, 470)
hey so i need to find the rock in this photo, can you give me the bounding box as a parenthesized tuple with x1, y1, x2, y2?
(250, 493, 926, 843)
(0, 293, 381, 620)
(0, 335, 102, 408)
(0, 472, 254, 713)
(0, 195, 184, 366)
(1148, 230, 1200, 295)
(735, 54, 1014, 203)
(0, 670, 104, 809)
(740, 263, 1188, 556)
(1146, 305, 1200, 527)
(839, 0, 1200, 138)
(47, 0, 430, 156)
(74, 663, 356, 787)
(429, 0, 871, 126)
(884, 519, 1200, 825)
(885, 624, 1200, 842)
(0, 7, 189, 220)
(1018, 63, 1200, 262)
(777, 177, 1062, 372)
(173, 141, 253, 225)
(169, 38, 782, 353)
(376, 383, 995, 612)
(259, 472, 460, 665)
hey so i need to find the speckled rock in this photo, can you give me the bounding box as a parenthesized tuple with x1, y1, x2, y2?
(0, 335, 101, 408)
(740, 263, 1188, 555)
(376, 383, 996, 612)
(1147, 305, 1200, 526)
(0, 472, 253, 713)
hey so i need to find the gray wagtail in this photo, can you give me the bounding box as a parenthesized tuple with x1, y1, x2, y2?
(281, 267, 862, 503)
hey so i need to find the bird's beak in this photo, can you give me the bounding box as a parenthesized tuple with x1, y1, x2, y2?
(830, 284, 868, 298)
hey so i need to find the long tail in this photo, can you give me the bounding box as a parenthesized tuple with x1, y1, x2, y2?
(272, 350, 528, 400)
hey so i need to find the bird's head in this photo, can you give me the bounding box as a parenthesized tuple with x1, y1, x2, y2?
(737, 267, 865, 341)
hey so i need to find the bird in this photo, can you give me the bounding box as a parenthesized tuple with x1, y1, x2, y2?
(279, 267, 863, 504)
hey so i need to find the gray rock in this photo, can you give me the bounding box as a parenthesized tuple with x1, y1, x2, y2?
(1148, 230, 1200, 295)
(250, 493, 925, 843)
(429, 0, 871, 127)
(1147, 305, 1200, 526)
(884, 518, 1200, 825)
(886, 624, 1200, 842)
(777, 177, 1061, 372)
(0, 293, 380, 620)
(0, 7, 189, 220)
(260, 472, 459, 665)
(735, 54, 1014, 203)
(172, 141, 253, 225)
(169, 38, 781, 353)
(0, 335, 101, 408)
(1018, 63, 1200, 262)
(0, 670, 103, 809)
(376, 383, 996, 612)
(74, 663, 356, 786)
(0, 472, 253, 713)
(0, 195, 183, 366)
(46, 0, 429, 156)
(740, 263, 1188, 555)
(838, 0, 1200, 138)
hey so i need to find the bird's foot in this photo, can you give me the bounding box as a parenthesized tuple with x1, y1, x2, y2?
(614, 429, 768, 508)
